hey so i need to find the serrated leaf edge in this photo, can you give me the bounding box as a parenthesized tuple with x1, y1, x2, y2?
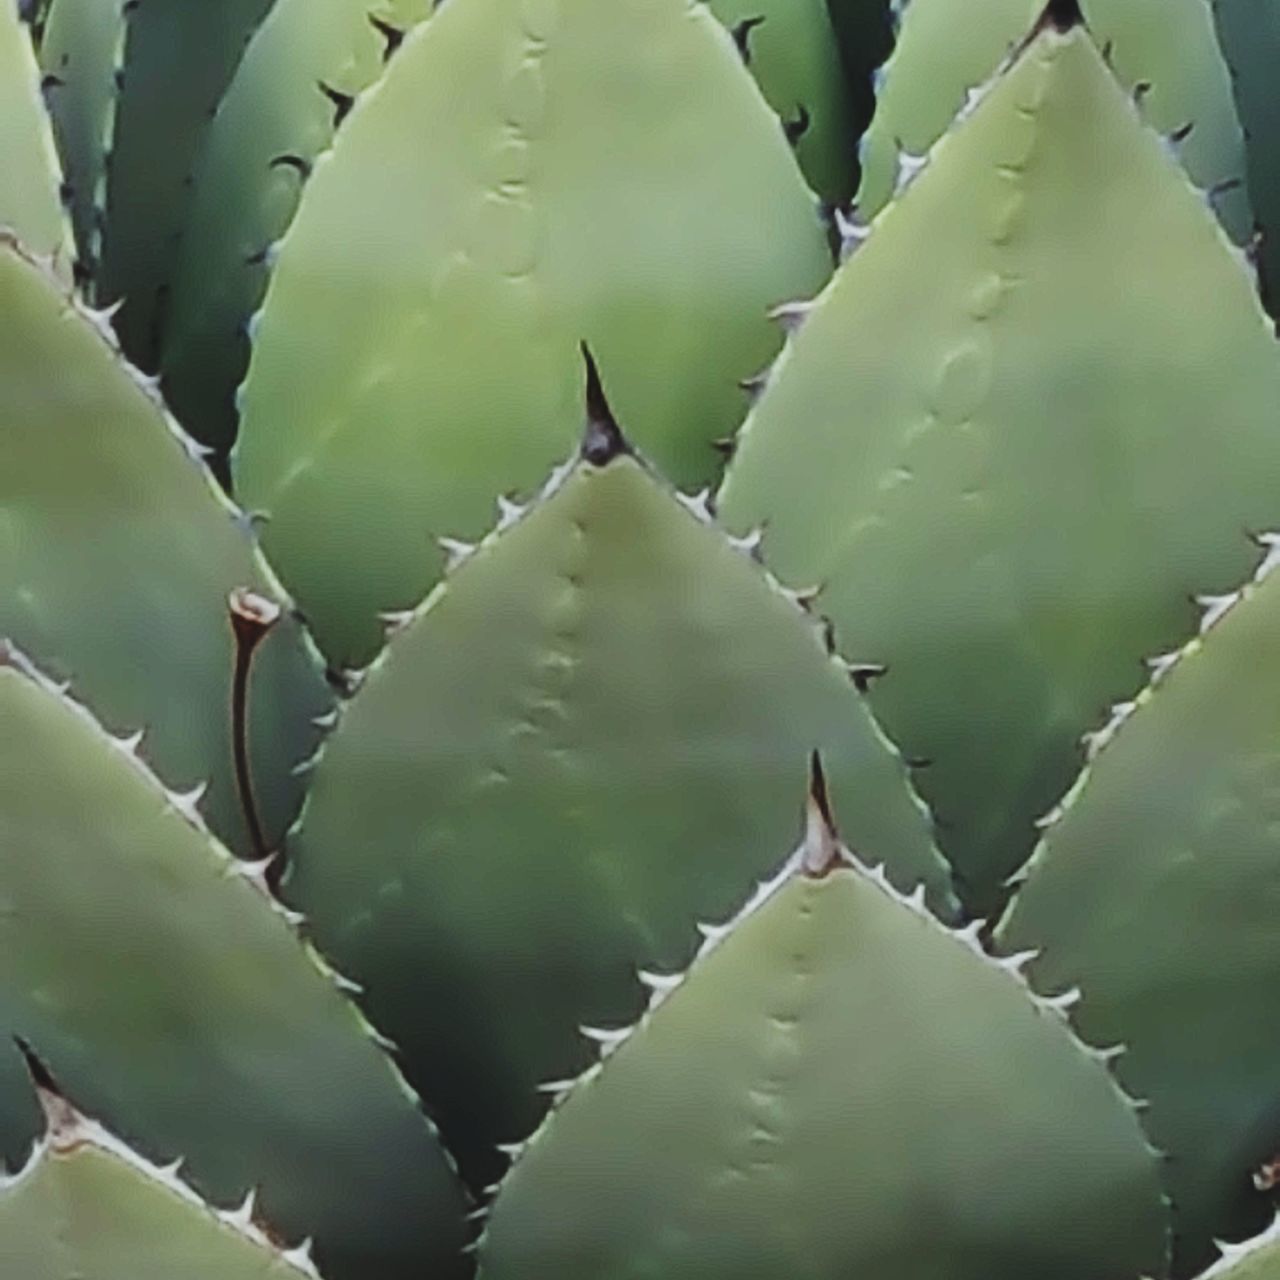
(1, 1060, 321, 1277)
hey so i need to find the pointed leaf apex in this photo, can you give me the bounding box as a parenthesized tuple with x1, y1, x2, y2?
(13, 1037, 80, 1149)
(580, 344, 631, 467)
(1040, 0, 1084, 33)
(228, 588, 282, 650)
(13, 1036, 57, 1096)
(801, 752, 846, 878)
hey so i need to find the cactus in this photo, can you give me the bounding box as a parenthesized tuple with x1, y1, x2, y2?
(0, 0, 71, 270)
(283, 357, 955, 1188)
(718, 19, 1280, 912)
(475, 763, 1168, 1280)
(0, 643, 467, 1279)
(38, 0, 124, 283)
(857, 0, 1251, 241)
(232, 0, 833, 669)
(161, 0, 431, 456)
(1, 1048, 324, 1279)
(996, 537, 1280, 1270)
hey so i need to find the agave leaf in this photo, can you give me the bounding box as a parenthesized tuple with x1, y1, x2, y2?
(39, 0, 125, 284)
(708, 0, 858, 202)
(1194, 1221, 1280, 1280)
(857, 0, 1251, 240)
(0, 648, 468, 1280)
(0, 235, 332, 857)
(1212, 0, 1280, 316)
(161, 0, 432, 455)
(996, 543, 1280, 1270)
(98, 0, 275, 367)
(476, 770, 1168, 1280)
(1084, 0, 1252, 241)
(824, 0, 897, 163)
(857, 0, 1036, 216)
(1, 1058, 325, 1279)
(717, 23, 1280, 913)
(233, 0, 832, 669)
(0, 0, 73, 271)
(285, 369, 955, 1189)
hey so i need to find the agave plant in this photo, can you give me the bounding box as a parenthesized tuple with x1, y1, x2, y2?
(6, 0, 1280, 1277)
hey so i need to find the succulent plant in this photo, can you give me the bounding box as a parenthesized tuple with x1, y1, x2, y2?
(473, 763, 1169, 1280)
(5, 0, 1280, 1278)
(0, 0, 68, 268)
(230, 0, 834, 669)
(0, 638, 466, 1277)
(3, 1041, 328, 1280)
(282, 353, 956, 1188)
(856, 0, 1253, 237)
(1213, 0, 1280, 314)
(718, 12, 1280, 915)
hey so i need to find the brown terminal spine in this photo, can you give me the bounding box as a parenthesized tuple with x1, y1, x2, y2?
(228, 589, 282, 864)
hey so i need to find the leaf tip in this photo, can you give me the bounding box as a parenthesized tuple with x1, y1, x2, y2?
(580, 343, 631, 467)
(801, 752, 845, 878)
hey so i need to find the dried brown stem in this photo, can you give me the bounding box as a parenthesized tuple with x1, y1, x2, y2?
(228, 588, 281, 862)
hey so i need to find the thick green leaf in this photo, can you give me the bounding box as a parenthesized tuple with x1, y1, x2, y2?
(0, 235, 332, 856)
(234, 0, 832, 669)
(718, 24, 1280, 912)
(997, 543, 1280, 1270)
(1, 1070, 324, 1280)
(708, 0, 858, 202)
(162, 0, 431, 455)
(1194, 1222, 1280, 1280)
(824, 0, 896, 168)
(0, 648, 468, 1280)
(286, 400, 955, 1188)
(1085, 0, 1252, 241)
(857, 0, 1035, 217)
(98, 0, 275, 367)
(0, 0, 72, 268)
(1213, 0, 1280, 316)
(39, 0, 125, 282)
(477, 779, 1168, 1280)
(857, 0, 1251, 241)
